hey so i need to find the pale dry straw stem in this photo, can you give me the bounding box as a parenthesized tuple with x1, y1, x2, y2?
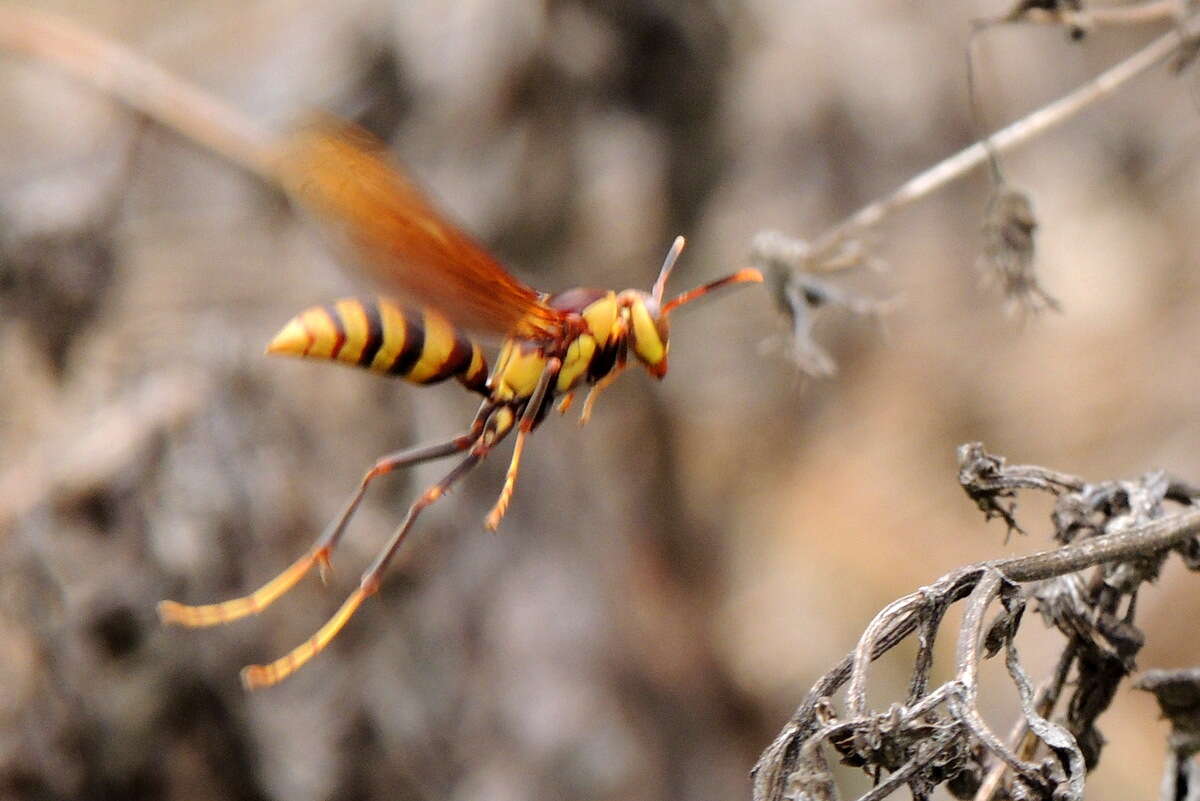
(1017, 0, 1187, 30)
(792, 10, 1200, 266)
(0, 4, 275, 177)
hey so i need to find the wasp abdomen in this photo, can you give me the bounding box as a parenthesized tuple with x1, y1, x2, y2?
(267, 298, 489, 394)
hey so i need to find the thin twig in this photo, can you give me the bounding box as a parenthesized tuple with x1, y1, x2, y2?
(997, 508, 1200, 581)
(1013, 0, 1185, 30)
(847, 592, 927, 718)
(857, 733, 960, 801)
(0, 5, 275, 177)
(951, 571, 1049, 790)
(763, 11, 1200, 268)
(752, 505, 1200, 801)
(1133, 668, 1200, 801)
(973, 644, 1077, 801)
(906, 592, 952, 707)
(1003, 631, 1085, 799)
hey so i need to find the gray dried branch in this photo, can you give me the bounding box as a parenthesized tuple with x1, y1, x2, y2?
(753, 444, 1200, 801)
(958, 442, 1084, 536)
(753, 8, 1198, 277)
(974, 644, 1080, 801)
(757, 232, 895, 377)
(995, 0, 1187, 33)
(0, 5, 275, 177)
(950, 570, 1056, 796)
(1001, 603, 1085, 798)
(1134, 669, 1200, 801)
(752, 6, 1200, 363)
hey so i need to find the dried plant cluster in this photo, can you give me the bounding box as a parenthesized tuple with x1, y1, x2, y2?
(753, 444, 1200, 801)
(757, 0, 1200, 376)
(750, 12, 1200, 792)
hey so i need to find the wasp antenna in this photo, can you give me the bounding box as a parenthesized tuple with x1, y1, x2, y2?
(651, 235, 687, 304)
(662, 267, 763, 315)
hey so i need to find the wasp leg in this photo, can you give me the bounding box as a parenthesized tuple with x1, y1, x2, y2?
(159, 407, 494, 629)
(556, 392, 575, 414)
(578, 316, 628, 426)
(240, 427, 505, 689)
(485, 357, 561, 532)
(579, 365, 624, 427)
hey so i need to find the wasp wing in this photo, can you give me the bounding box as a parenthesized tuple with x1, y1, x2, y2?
(273, 124, 564, 342)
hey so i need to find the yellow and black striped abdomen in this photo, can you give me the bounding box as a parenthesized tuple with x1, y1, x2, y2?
(266, 298, 489, 394)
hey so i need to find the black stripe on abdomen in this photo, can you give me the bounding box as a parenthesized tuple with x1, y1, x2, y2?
(422, 335, 473, 384)
(387, 313, 425, 377)
(357, 301, 385, 368)
(323, 303, 347, 360)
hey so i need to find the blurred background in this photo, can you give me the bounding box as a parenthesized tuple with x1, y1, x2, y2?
(1, 1, 1199, 799)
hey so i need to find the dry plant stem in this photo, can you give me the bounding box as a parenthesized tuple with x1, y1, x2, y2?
(1004, 634, 1086, 798)
(973, 645, 1077, 801)
(999, 507, 1200, 581)
(841, 507, 1200, 719)
(1017, 0, 1185, 29)
(951, 571, 1048, 789)
(799, 10, 1200, 264)
(0, 5, 275, 177)
(905, 593, 951, 706)
(1132, 669, 1200, 801)
(974, 710, 1031, 801)
(984, 465, 1083, 494)
(752, 507, 1200, 801)
(797, 682, 961, 799)
(847, 593, 926, 717)
(857, 734, 961, 801)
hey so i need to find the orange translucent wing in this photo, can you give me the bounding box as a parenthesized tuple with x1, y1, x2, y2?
(272, 124, 564, 341)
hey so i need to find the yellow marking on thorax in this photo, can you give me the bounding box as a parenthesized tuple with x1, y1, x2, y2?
(300, 307, 340, 358)
(333, 299, 369, 364)
(490, 340, 548, 401)
(581, 293, 618, 348)
(557, 334, 596, 392)
(369, 300, 411, 372)
(407, 310, 458, 383)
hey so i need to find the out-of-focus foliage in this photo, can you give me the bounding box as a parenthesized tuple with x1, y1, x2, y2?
(1, 2, 1197, 800)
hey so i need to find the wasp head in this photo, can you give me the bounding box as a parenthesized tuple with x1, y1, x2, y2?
(618, 236, 763, 378)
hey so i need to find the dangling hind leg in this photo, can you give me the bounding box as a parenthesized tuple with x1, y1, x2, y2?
(485, 357, 561, 531)
(240, 416, 511, 689)
(159, 407, 494, 628)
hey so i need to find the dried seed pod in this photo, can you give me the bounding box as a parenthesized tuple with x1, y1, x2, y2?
(979, 186, 1061, 316)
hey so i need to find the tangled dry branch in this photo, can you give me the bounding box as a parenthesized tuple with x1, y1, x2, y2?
(752, 443, 1200, 801)
(755, 3, 1200, 372)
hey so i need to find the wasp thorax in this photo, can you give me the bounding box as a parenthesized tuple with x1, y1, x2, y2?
(619, 290, 671, 378)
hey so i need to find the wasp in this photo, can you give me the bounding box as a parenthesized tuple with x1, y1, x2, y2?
(158, 126, 762, 689)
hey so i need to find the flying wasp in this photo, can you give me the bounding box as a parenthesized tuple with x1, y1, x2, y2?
(158, 125, 763, 689)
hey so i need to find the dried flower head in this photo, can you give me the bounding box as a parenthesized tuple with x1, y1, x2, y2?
(979, 186, 1061, 316)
